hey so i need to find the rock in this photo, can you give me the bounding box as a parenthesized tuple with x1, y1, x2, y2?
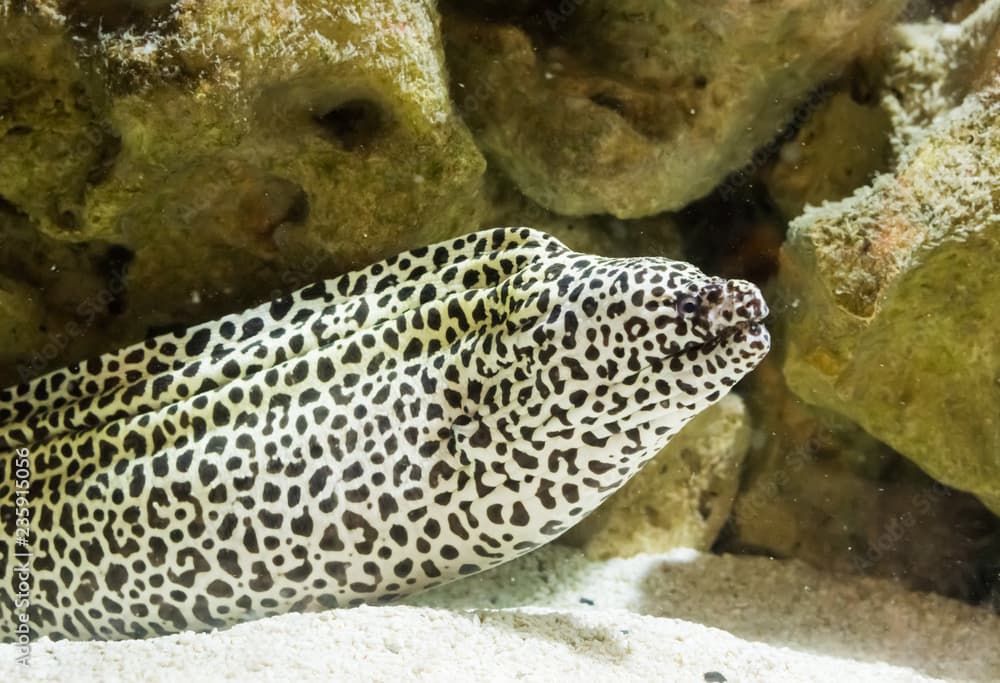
(0, 205, 126, 385)
(479, 172, 684, 259)
(562, 394, 751, 558)
(884, 0, 1000, 150)
(442, 0, 906, 218)
(723, 356, 895, 571)
(856, 477, 1000, 601)
(722, 355, 1000, 601)
(763, 89, 893, 221)
(0, 11, 111, 237)
(0, 1, 486, 350)
(720, 3, 1000, 594)
(780, 3, 1000, 515)
(0, 276, 50, 387)
(759, 0, 1000, 222)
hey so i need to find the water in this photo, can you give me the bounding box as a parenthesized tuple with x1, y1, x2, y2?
(0, 1, 998, 680)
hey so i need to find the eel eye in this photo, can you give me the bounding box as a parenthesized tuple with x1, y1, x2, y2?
(676, 294, 700, 316)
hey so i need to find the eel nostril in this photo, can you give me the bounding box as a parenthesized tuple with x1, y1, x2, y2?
(701, 281, 724, 306)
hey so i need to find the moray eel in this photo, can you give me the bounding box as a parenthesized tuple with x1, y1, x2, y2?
(0, 227, 769, 641)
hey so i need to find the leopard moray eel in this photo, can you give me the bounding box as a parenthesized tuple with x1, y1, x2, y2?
(0, 227, 769, 641)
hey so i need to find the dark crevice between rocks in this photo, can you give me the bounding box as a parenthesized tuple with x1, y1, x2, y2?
(59, 0, 180, 34)
(846, 60, 882, 106)
(710, 80, 838, 211)
(314, 99, 387, 152)
(678, 184, 784, 287)
(98, 244, 133, 316)
(144, 321, 190, 340)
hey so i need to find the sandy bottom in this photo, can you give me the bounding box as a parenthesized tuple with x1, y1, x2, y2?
(2, 545, 998, 682)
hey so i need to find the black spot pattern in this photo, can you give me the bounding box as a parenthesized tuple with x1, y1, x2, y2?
(0, 228, 769, 642)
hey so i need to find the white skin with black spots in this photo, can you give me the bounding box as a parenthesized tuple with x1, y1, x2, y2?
(0, 228, 769, 641)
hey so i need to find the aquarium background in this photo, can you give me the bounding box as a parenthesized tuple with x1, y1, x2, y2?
(1, 0, 999, 680)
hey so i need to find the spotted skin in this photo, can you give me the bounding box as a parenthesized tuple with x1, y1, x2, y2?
(0, 228, 769, 641)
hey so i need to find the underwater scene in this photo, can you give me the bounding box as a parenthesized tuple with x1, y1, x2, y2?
(1, 0, 999, 681)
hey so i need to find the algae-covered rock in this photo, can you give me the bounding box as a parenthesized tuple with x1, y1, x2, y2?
(0, 12, 111, 237)
(480, 172, 684, 260)
(724, 356, 896, 569)
(0, 203, 129, 384)
(722, 355, 1000, 600)
(562, 394, 750, 558)
(884, 0, 1000, 150)
(764, 90, 894, 221)
(442, 0, 906, 218)
(0, 276, 49, 386)
(781, 85, 1000, 514)
(0, 1, 486, 348)
(722, 2, 1000, 593)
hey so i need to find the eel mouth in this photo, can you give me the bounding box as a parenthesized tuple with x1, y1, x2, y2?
(685, 315, 770, 355)
(645, 319, 770, 372)
(713, 316, 771, 348)
(644, 316, 771, 375)
(733, 319, 769, 337)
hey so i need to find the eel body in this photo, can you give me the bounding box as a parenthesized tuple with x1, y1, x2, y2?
(0, 227, 769, 641)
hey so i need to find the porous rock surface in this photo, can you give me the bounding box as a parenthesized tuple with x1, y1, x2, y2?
(0, 0, 486, 359)
(763, 89, 894, 220)
(781, 1, 1000, 515)
(442, 0, 907, 217)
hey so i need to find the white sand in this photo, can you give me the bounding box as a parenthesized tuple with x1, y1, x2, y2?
(2, 545, 998, 682)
